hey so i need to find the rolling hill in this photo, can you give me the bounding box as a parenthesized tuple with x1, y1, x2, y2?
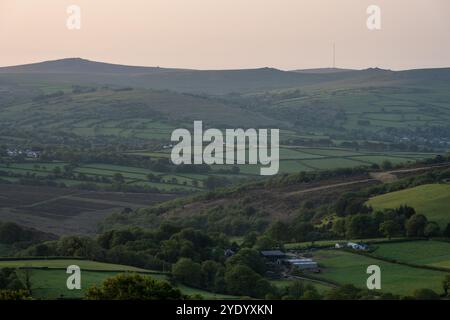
(1, 58, 449, 155)
(1, 58, 449, 95)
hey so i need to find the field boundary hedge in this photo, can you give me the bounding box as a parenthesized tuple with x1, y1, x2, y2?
(348, 249, 450, 274)
(0, 256, 86, 261)
(13, 266, 168, 275)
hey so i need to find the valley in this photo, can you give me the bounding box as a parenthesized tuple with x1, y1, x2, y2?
(1, 58, 450, 300)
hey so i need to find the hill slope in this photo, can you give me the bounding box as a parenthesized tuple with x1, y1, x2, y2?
(367, 183, 450, 227)
(3, 58, 449, 94)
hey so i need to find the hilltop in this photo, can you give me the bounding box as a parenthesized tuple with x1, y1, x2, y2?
(2, 58, 449, 94)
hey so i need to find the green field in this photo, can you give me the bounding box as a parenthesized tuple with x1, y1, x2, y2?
(313, 249, 449, 296)
(133, 146, 433, 175)
(0, 259, 149, 271)
(28, 269, 237, 300)
(1, 147, 435, 194)
(1, 259, 237, 300)
(367, 184, 450, 227)
(371, 240, 450, 269)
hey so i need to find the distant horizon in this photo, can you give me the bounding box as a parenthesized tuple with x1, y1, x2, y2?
(2, 56, 450, 72)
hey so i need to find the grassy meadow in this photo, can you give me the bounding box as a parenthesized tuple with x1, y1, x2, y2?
(313, 249, 449, 296)
(371, 240, 450, 269)
(367, 184, 450, 227)
(2, 259, 238, 300)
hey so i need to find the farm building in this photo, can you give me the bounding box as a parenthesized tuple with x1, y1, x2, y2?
(346, 242, 369, 251)
(285, 258, 318, 270)
(260, 250, 286, 261)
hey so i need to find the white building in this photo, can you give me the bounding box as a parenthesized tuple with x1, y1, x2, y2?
(346, 242, 369, 251)
(285, 258, 318, 270)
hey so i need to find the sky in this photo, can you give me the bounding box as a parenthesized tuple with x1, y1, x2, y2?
(0, 0, 449, 70)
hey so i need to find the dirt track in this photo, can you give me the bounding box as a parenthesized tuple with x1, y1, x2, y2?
(286, 162, 450, 197)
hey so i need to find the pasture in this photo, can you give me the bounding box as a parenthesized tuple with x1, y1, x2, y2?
(1, 146, 434, 194)
(367, 184, 450, 227)
(371, 240, 450, 269)
(1, 259, 237, 300)
(130, 145, 433, 175)
(313, 249, 449, 296)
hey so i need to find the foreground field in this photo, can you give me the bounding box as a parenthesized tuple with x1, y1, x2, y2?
(1, 259, 237, 300)
(28, 269, 238, 300)
(0, 259, 149, 271)
(313, 249, 448, 296)
(371, 240, 450, 269)
(367, 184, 450, 227)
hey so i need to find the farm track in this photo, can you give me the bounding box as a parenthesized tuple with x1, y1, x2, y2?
(285, 179, 376, 197)
(285, 162, 450, 197)
(17, 192, 86, 209)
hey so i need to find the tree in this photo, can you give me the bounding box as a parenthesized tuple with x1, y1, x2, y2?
(325, 284, 364, 300)
(113, 173, 125, 184)
(253, 236, 279, 251)
(442, 275, 450, 297)
(266, 221, 291, 242)
(0, 290, 31, 300)
(379, 220, 401, 239)
(381, 160, 393, 170)
(412, 288, 440, 300)
(405, 214, 428, 237)
(226, 248, 266, 275)
(396, 205, 416, 220)
(424, 222, 440, 238)
(443, 223, 450, 238)
(332, 219, 346, 238)
(241, 231, 258, 248)
(17, 269, 33, 293)
(224, 265, 273, 298)
(57, 236, 103, 259)
(0, 268, 25, 291)
(290, 222, 315, 242)
(172, 258, 202, 288)
(52, 166, 62, 176)
(346, 214, 377, 239)
(85, 273, 183, 300)
(200, 260, 222, 291)
(147, 173, 161, 182)
(284, 280, 307, 299)
(301, 288, 322, 300)
(0, 222, 23, 244)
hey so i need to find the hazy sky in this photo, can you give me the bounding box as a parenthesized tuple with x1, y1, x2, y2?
(1, 0, 449, 70)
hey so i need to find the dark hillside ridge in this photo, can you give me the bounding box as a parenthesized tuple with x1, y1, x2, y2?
(1, 58, 449, 94)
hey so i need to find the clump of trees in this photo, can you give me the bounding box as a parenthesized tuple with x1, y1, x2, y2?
(331, 204, 444, 240)
(85, 273, 183, 300)
(0, 268, 31, 300)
